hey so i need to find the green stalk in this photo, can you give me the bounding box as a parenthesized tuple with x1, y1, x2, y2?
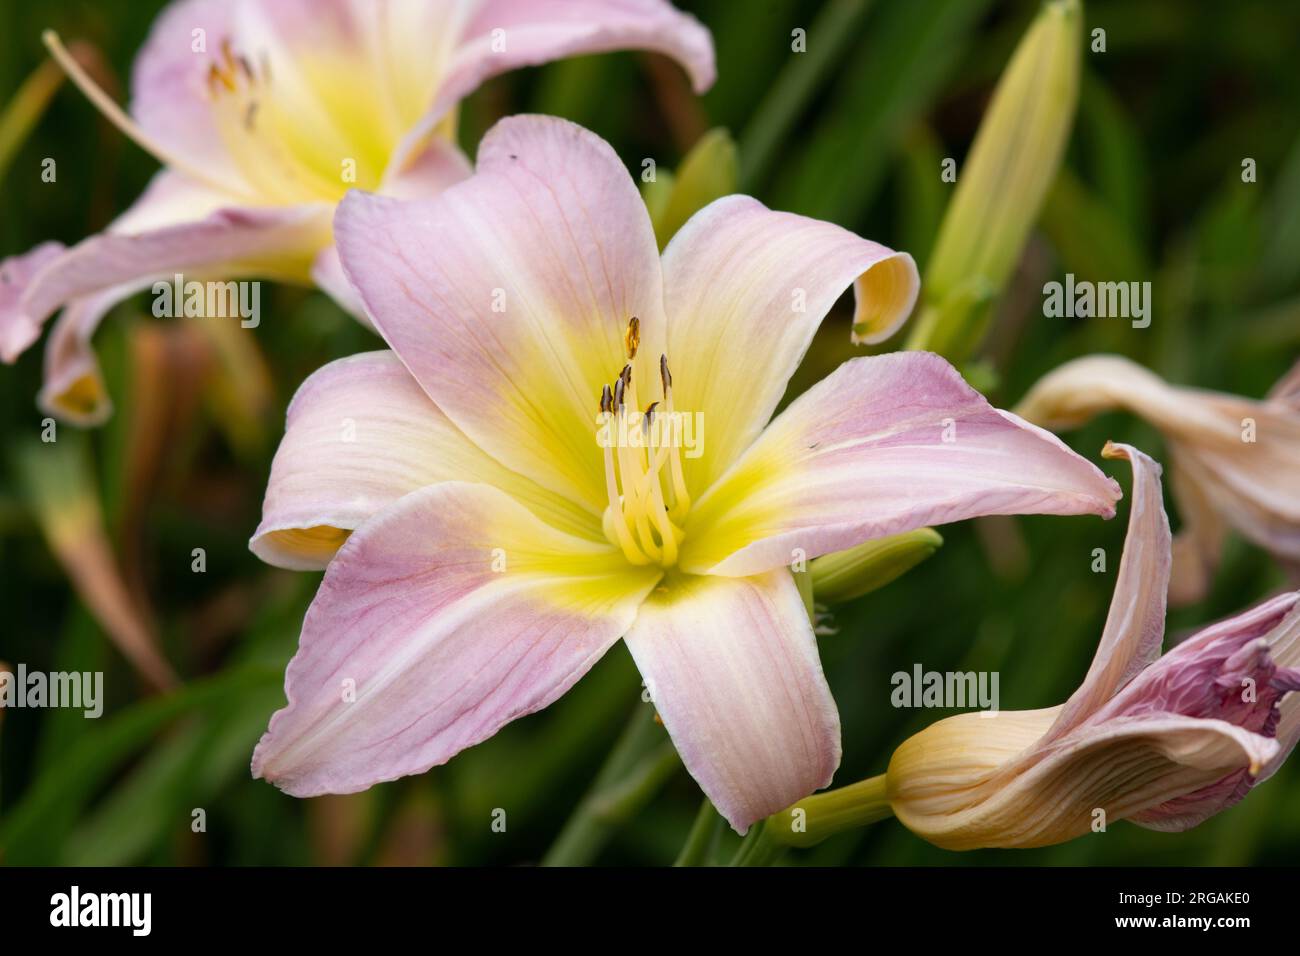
(765, 773, 893, 849)
(541, 705, 681, 866)
(673, 798, 725, 866)
(0, 56, 65, 182)
(728, 820, 787, 867)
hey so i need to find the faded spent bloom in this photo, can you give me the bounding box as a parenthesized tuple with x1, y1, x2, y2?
(248, 115, 1120, 833)
(888, 443, 1300, 850)
(0, 0, 714, 424)
(1017, 355, 1300, 605)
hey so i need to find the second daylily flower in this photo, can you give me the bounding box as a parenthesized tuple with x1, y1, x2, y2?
(0, 0, 715, 423)
(248, 115, 1121, 833)
(887, 443, 1300, 849)
(1017, 355, 1300, 604)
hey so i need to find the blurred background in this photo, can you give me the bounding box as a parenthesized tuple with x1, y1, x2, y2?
(1, 0, 1298, 865)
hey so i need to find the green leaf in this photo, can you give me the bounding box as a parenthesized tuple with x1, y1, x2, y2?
(738, 0, 875, 191)
(0, 664, 280, 864)
(771, 0, 993, 224)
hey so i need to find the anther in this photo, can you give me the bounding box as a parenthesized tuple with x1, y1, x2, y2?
(625, 316, 640, 359)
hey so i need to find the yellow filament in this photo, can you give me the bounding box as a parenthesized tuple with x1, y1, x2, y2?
(603, 444, 649, 565)
(661, 384, 691, 522)
(616, 431, 662, 563)
(42, 31, 257, 202)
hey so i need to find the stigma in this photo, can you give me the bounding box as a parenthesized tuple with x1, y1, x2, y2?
(598, 318, 691, 567)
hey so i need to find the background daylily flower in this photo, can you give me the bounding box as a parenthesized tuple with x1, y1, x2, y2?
(0, 0, 715, 424)
(1016, 354, 1300, 605)
(886, 443, 1300, 850)
(248, 114, 1120, 832)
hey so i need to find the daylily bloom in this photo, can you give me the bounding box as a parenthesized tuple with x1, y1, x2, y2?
(887, 443, 1300, 850)
(1016, 354, 1300, 605)
(248, 114, 1120, 832)
(0, 0, 715, 424)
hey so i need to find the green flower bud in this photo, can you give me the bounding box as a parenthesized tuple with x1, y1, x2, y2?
(810, 528, 943, 603)
(908, 0, 1083, 361)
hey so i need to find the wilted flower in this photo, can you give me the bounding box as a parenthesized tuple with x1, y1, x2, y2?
(887, 443, 1300, 850)
(0, 0, 715, 423)
(246, 114, 1121, 833)
(1017, 354, 1300, 604)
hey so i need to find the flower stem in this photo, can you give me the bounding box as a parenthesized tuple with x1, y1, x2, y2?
(673, 797, 725, 866)
(728, 774, 894, 865)
(728, 820, 787, 867)
(541, 704, 680, 866)
(766, 772, 894, 849)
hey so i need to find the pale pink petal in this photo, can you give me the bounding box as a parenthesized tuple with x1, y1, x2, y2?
(1176, 440, 1300, 563)
(661, 195, 919, 494)
(0, 171, 332, 363)
(893, 708, 1278, 849)
(394, 0, 715, 167)
(1167, 458, 1229, 606)
(1263, 613, 1300, 785)
(37, 286, 134, 425)
(1045, 443, 1170, 739)
(336, 115, 665, 514)
(1267, 358, 1300, 409)
(623, 570, 840, 833)
(379, 134, 474, 198)
(678, 352, 1120, 577)
(0, 243, 66, 361)
(130, 0, 417, 196)
(1094, 591, 1300, 830)
(252, 481, 660, 797)
(890, 584, 1300, 847)
(251, 351, 601, 570)
(1263, 599, 1300, 783)
(128, 0, 249, 192)
(314, 137, 474, 319)
(1017, 354, 1300, 596)
(309, 246, 368, 322)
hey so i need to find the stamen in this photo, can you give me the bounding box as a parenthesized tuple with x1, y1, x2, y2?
(641, 410, 679, 566)
(599, 386, 649, 565)
(42, 31, 256, 202)
(658, 355, 691, 521)
(624, 316, 640, 359)
(596, 349, 688, 567)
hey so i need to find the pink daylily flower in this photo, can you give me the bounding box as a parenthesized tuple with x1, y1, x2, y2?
(888, 442, 1300, 849)
(248, 115, 1121, 832)
(1016, 354, 1300, 605)
(0, 0, 715, 424)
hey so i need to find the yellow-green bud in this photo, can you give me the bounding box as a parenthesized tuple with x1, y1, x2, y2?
(908, 0, 1083, 360)
(809, 528, 943, 603)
